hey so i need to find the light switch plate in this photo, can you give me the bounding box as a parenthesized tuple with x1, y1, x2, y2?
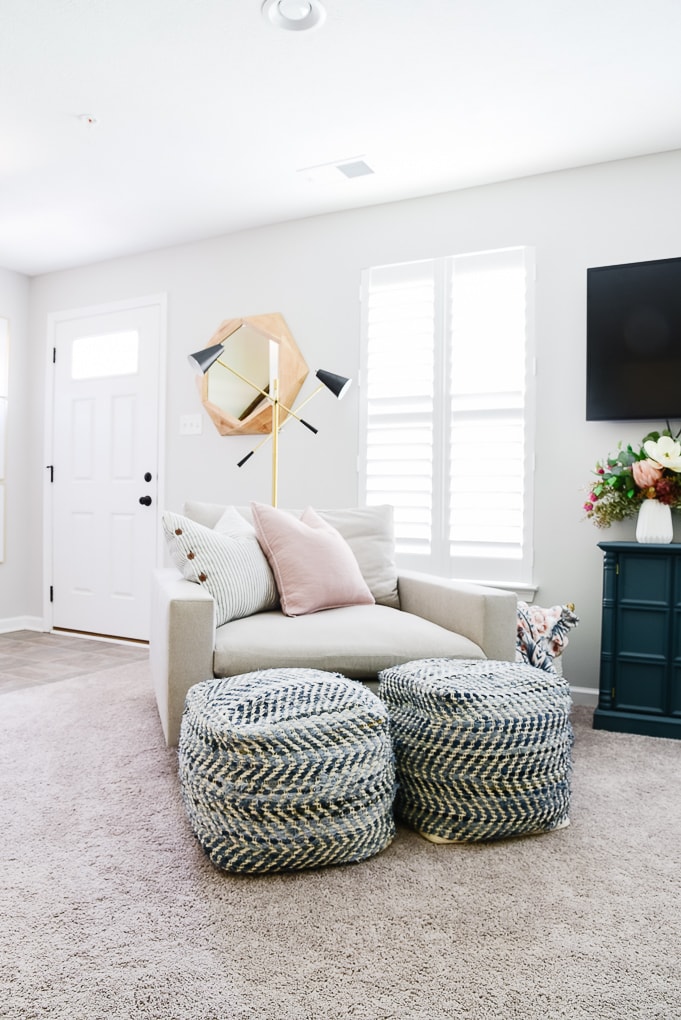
(180, 413, 203, 435)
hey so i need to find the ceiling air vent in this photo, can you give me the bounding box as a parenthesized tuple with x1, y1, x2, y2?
(336, 160, 374, 179)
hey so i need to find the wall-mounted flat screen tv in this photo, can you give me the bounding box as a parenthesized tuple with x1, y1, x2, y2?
(586, 256, 681, 421)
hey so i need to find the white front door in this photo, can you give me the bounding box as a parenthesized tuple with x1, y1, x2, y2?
(48, 296, 165, 641)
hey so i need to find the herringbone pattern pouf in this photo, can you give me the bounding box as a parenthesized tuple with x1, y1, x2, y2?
(378, 658, 572, 843)
(179, 668, 396, 873)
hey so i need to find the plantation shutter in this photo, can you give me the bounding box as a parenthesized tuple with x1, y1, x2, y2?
(361, 260, 437, 557)
(360, 247, 534, 585)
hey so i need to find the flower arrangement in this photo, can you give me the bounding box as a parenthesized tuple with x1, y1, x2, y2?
(583, 426, 681, 528)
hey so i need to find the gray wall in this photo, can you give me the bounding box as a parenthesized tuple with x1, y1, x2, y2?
(10, 147, 681, 694)
(0, 265, 30, 625)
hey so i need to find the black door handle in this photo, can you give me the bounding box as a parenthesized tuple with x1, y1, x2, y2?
(144, 472, 152, 482)
(139, 495, 152, 506)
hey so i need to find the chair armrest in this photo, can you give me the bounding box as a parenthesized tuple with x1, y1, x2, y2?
(397, 570, 517, 662)
(149, 568, 215, 747)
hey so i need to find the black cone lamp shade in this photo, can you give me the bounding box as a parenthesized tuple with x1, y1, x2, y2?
(188, 343, 225, 374)
(316, 369, 351, 399)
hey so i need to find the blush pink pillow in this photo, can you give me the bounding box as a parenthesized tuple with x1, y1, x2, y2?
(251, 503, 375, 616)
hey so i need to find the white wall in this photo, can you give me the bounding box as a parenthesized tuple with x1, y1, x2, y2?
(24, 147, 681, 694)
(0, 266, 32, 627)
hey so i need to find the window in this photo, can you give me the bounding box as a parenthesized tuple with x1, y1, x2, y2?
(360, 247, 534, 585)
(71, 330, 139, 380)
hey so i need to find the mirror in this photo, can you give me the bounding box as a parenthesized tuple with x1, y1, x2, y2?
(199, 313, 309, 436)
(206, 324, 271, 422)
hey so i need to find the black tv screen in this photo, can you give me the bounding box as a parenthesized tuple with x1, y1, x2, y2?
(586, 256, 681, 421)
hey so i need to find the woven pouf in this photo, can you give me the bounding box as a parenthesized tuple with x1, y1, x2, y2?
(378, 658, 573, 843)
(179, 668, 396, 874)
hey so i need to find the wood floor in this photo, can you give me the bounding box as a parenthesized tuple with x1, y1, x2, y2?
(0, 630, 149, 695)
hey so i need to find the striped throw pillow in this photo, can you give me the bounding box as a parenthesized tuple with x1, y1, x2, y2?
(162, 511, 278, 626)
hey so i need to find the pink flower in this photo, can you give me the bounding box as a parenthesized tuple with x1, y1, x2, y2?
(583, 501, 593, 512)
(632, 459, 663, 489)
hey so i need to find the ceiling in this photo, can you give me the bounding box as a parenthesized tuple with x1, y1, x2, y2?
(2, 0, 681, 277)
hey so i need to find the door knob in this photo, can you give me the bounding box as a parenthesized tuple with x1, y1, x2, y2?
(139, 495, 152, 506)
(144, 472, 152, 482)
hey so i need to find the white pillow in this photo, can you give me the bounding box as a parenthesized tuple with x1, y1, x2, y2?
(214, 505, 259, 539)
(162, 511, 278, 626)
(317, 506, 399, 609)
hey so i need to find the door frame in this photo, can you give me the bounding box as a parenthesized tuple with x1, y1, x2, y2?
(42, 293, 167, 635)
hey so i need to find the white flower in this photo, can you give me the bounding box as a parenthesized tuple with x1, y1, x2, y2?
(643, 435, 681, 472)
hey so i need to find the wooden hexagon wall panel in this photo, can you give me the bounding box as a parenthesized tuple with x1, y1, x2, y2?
(199, 313, 309, 436)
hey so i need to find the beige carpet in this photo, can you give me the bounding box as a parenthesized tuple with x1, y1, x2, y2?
(1, 662, 679, 1020)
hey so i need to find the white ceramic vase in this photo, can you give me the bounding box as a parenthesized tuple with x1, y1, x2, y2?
(635, 499, 674, 544)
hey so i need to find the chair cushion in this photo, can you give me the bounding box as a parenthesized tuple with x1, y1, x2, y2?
(213, 603, 485, 678)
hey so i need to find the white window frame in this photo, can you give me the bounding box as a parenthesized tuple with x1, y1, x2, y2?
(359, 246, 535, 587)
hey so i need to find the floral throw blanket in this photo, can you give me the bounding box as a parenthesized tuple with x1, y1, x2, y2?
(516, 601, 580, 672)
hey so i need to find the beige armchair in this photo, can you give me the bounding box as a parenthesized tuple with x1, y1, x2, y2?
(150, 502, 518, 746)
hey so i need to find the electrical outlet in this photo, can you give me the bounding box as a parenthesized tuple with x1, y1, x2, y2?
(179, 413, 203, 436)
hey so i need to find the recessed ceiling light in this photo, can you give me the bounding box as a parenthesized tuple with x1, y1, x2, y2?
(261, 0, 326, 32)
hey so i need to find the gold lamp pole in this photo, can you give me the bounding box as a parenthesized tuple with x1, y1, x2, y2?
(234, 369, 351, 506)
(271, 376, 280, 507)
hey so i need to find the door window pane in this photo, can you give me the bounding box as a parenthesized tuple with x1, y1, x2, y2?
(71, 331, 139, 380)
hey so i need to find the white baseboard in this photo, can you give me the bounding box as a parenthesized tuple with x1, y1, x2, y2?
(0, 616, 46, 634)
(569, 684, 599, 708)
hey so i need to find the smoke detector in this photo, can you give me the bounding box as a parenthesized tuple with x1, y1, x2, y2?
(261, 0, 326, 31)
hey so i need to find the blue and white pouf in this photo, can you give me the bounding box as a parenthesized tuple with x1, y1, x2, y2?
(378, 658, 573, 843)
(179, 668, 396, 873)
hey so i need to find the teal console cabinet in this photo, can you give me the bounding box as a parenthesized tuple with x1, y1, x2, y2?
(595, 542, 681, 739)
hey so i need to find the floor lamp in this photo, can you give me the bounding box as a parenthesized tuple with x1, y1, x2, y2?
(188, 343, 351, 506)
